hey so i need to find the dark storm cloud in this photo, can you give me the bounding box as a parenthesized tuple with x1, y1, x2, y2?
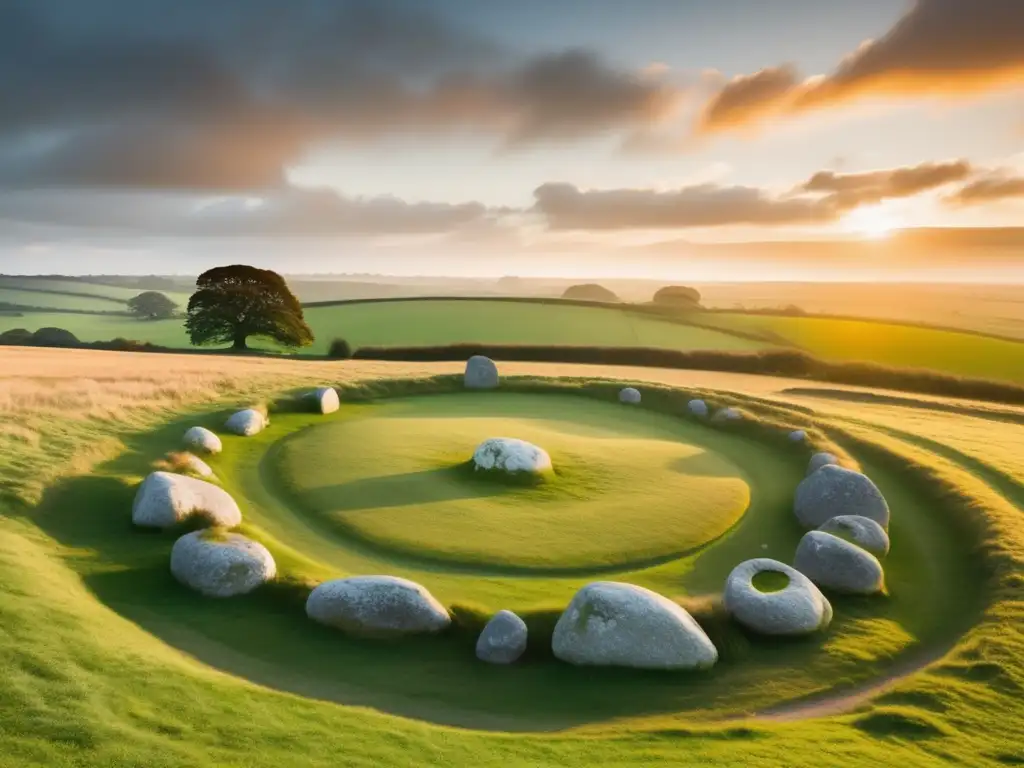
(0, 0, 680, 190)
(699, 0, 1024, 133)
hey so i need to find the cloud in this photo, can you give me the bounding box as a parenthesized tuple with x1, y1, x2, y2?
(800, 160, 973, 208)
(0, 1, 682, 190)
(698, 0, 1024, 133)
(946, 172, 1024, 205)
(533, 181, 837, 230)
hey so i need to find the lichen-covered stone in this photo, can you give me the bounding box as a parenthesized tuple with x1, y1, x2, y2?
(808, 452, 840, 476)
(723, 558, 832, 636)
(794, 530, 885, 595)
(472, 438, 552, 475)
(820, 515, 890, 557)
(131, 471, 242, 529)
(311, 387, 340, 415)
(476, 610, 528, 664)
(183, 426, 222, 454)
(170, 531, 275, 597)
(305, 576, 451, 637)
(688, 399, 709, 418)
(619, 387, 641, 404)
(224, 409, 268, 436)
(794, 465, 890, 529)
(464, 356, 499, 389)
(552, 582, 718, 670)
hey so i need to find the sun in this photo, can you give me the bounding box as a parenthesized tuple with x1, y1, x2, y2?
(843, 205, 900, 240)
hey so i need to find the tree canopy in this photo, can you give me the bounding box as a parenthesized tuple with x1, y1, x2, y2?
(652, 285, 702, 306)
(185, 265, 313, 351)
(561, 283, 620, 302)
(127, 291, 178, 320)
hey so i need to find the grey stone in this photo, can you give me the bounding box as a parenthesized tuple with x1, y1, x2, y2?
(619, 387, 641, 404)
(794, 465, 890, 529)
(794, 531, 885, 595)
(789, 429, 807, 443)
(820, 515, 890, 557)
(723, 558, 832, 636)
(472, 437, 552, 475)
(552, 582, 718, 670)
(808, 452, 840, 476)
(305, 576, 451, 637)
(224, 408, 268, 436)
(688, 399, 709, 418)
(170, 531, 276, 598)
(464, 356, 499, 389)
(131, 471, 241, 529)
(713, 406, 742, 422)
(183, 426, 222, 454)
(476, 610, 528, 664)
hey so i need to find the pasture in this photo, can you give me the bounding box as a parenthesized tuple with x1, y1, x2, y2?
(0, 347, 1021, 766)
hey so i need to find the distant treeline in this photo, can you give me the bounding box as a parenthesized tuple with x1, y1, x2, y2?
(353, 343, 1024, 406)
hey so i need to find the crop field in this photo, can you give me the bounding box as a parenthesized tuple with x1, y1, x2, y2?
(0, 346, 1022, 767)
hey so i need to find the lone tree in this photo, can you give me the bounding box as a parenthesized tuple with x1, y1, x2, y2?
(186, 265, 313, 351)
(561, 283, 620, 302)
(652, 285, 702, 307)
(127, 291, 178, 320)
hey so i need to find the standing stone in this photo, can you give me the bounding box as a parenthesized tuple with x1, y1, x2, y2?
(170, 531, 276, 598)
(132, 471, 241, 529)
(688, 399, 709, 418)
(225, 409, 268, 436)
(183, 426, 222, 455)
(794, 531, 885, 595)
(820, 515, 890, 557)
(311, 386, 340, 415)
(476, 610, 528, 664)
(552, 582, 718, 670)
(794, 465, 890, 529)
(619, 387, 641, 404)
(305, 576, 451, 637)
(464, 356, 499, 389)
(723, 558, 832, 636)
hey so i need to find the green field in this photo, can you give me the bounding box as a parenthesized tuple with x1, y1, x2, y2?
(0, 287, 128, 312)
(1, 350, 1022, 765)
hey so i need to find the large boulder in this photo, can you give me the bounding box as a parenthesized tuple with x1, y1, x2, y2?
(464, 355, 499, 389)
(310, 387, 340, 415)
(472, 438, 552, 475)
(170, 531, 276, 598)
(723, 558, 832, 636)
(552, 582, 718, 670)
(132, 471, 241, 529)
(476, 610, 528, 665)
(305, 576, 451, 638)
(794, 531, 885, 595)
(820, 515, 890, 557)
(794, 465, 889, 529)
(183, 426, 222, 455)
(225, 409, 268, 436)
(619, 387, 641, 404)
(807, 452, 840, 476)
(688, 399, 709, 418)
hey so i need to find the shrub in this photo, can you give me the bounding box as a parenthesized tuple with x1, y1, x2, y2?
(653, 285, 702, 306)
(31, 327, 80, 347)
(561, 283, 620, 302)
(328, 338, 353, 359)
(0, 328, 34, 345)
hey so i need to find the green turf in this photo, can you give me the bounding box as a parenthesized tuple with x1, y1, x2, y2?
(0, 287, 128, 311)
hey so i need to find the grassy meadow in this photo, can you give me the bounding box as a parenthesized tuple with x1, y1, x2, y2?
(1, 346, 1022, 766)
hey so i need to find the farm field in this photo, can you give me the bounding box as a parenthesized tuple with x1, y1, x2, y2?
(0, 346, 1022, 766)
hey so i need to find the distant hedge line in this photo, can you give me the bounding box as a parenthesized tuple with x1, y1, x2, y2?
(353, 343, 1024, 405)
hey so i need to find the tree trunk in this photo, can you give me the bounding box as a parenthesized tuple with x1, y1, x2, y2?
(232, 333, 248, 351)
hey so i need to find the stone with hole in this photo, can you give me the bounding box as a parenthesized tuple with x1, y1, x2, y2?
(794, 465, 889, 529)
(476, 610, 528, 664)
(472, 437, 552, 475)
(688, 399, 709, 418)
(310, 386, 340, 415)
(808, 452, 840, 476)
(820, 515, 890, 557)
(132, 471, 241, 529)
(225, 408, 268, 436)
(723, 558, 832, 636)
(170, 531, 276, 598)
(552, 582, 718, 670)
(183, 426, 222, 455)
(305, 576, 451, 638)
(794, 530, 885, 595)
(464, 356, 499, 389)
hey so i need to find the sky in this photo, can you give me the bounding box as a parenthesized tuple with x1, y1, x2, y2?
(0, 0, 1023, 279)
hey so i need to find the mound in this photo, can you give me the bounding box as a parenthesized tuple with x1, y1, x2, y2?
(820, 515, 890, 557)
(723, 558, 832, 636)
(225, 408, 268, 436)
(131, 471, 241, 529)
(794, 531, 885, 595)
(476, 610, 528, 664)
(183, 426, 222, 454)
(170, 531, 276, 598)
(472, 437, 553, 476)
(552, 582, 718, 670)
(305, 576, 451, 638)
(619, 387, 641, 404)
(465, 355, 499, 389)
(794, 465, 890, 529)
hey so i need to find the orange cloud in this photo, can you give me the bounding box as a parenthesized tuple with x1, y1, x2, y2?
(801, 160, 973, 208)
(947, 172, 1024, 205)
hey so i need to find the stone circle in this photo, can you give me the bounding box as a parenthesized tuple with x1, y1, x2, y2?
(476, 610, 528, 664)
(464, 355, 499, 389)
(794, 464, 890, 529)
(472, 437, 552, 475)
(723, 558, 832, 636)
(225, 408, 268, 436)
(808, 452, 840, 476)
(183, 426, 222, 454)
(619, 387, 641, 404)
(552, 581, 718, 670)
(132, 471, 241, 529)
(794, 531, 885, 595)
(305, 575, 451, 638)
(170, 530, 276, 598)
(820, 515, 890, 557)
